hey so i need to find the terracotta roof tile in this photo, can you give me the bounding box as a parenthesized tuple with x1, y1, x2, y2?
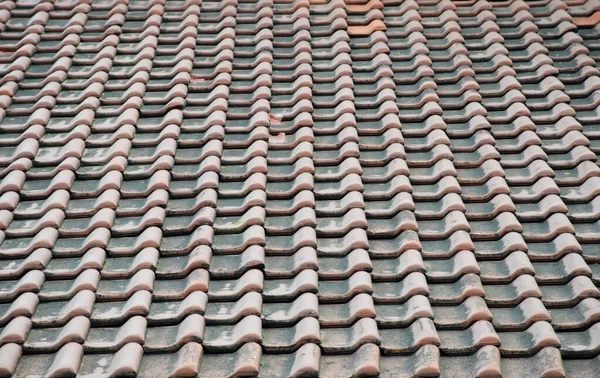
(1, 0, 600, 376)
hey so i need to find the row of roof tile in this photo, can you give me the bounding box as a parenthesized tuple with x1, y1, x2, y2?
(0, 0, 600, 377)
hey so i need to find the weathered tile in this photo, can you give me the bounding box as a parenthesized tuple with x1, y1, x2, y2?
(1, 1, 600, 375)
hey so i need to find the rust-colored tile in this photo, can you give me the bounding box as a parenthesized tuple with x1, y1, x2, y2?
(347, 20, 386, 36)
(573, 11, 600, 27)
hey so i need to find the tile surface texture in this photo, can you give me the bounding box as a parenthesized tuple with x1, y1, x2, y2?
(1, 0, 600, 376)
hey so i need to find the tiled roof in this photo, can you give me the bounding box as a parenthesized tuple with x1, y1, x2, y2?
(1, 0, 600, 376)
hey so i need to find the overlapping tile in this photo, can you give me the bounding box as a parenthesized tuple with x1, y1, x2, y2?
(1, 0, 600, 376)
